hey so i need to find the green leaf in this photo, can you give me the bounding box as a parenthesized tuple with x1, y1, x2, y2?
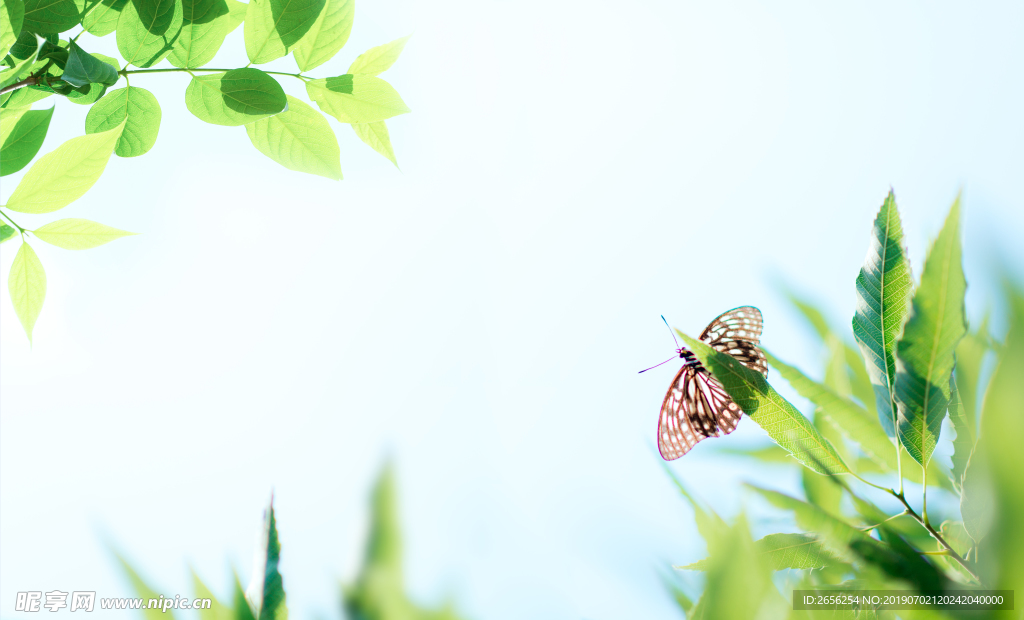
(948, 374, 972, 494)
(246, 498, 287, 620)
(852, 190, 914, 437)
(0, 32, 44, 89)
(347, 34, 410, 76)
(306, 74, 410, 124)
(6, 29, 52, 58)
(663, 464, 727, 547)
(679, 533, 843, 571)
(33, 218, 136, 249)
(61, 41, 119, 87)
(893, 197, 967, 467)
(245, 95, 341, 180)
(168, 0, 244, 68)
(22, 0, 81, 32)
(85, 85, 160, 156)
(698, 516, 786, 620)
(0, 105, 53, 176)
(0, 105, 28, 143)
(66, 81, 108, 105)
(5, 121, 125, 213)
(0, 0, 24, 58)
(116, 553, 179, 620)
(191, 571, 231, 620)
(8, 240, 46, 342)
(938, 520, 971, 557)
(231, 574, 257, 620)
(0, 223, 16, 243)
(81, 0, 128, 36)
(116, 0, 184, 68)
(352, 121, 397, 167)
(678, 332, 850, 475)
(243, 0, 323, 65)
(185, 68, 286, 126)
(713, 443, 794, 464)
(291, 0, 351, 72)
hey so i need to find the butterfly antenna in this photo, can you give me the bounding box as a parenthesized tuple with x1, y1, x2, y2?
(638, 355, 677, 374)
(661, 315, 681, 349)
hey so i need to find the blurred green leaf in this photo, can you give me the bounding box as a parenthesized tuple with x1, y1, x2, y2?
(246, 498, 287, 620)
(1, 105, 52, 176)
(33, 218, 136, 249)
(8, 240, 46, 342)
(698, 515, 787, 619)
(191, 570, 232, 620)
(894, 197, 967, 467)
(115, 553, 179, 620)
(5, 121, 125, 214)
(116, 0, 184, 67)
(955, 314, 990, 429)
(306, 74, 410, 124)
(232, 574, 257, 620)
(245, 95, 342, 180)
(679, 332, 849, 475)
(85, 85, 161, 157)
(292, 0, 352, 72)
(975, 284, 1024, 594)
(662, 464, 726, 547)
(679, 532, 844, 572)
(852, 190, 913, 437)
(0, 0, 23, 58)
(347, 35, 410, 76)
(713, 443, 793, 464)
(185, 68, 286, 126)
(0, 223, 16, 244)
(244, 0, 323, 64)
(947, 374, 972, 494)
(660, 572, 693, 618)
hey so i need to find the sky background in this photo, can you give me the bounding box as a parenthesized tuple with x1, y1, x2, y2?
(2, 0, 1023, 618)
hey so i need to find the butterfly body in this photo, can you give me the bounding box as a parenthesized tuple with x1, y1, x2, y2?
(655, 306, 768, 460)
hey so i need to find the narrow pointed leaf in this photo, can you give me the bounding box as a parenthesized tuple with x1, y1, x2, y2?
(894, 197, 967, 467)
(713, 443, 793, 464)
(168, 0, 245, 68)
(352, 121, 397, 167)
(663, 464, 727, 546)
(347, 34, 410, 76)
(85, 86, 161, 157)
(116, 0, 184, 68)
(306, 74, 409, 123)
(191, 571, 230, 620)
(245, 95, 341, 180)
(22, 0, 81, 32)
(231, 574, 257, 620)
(116, 553, 179, 620)
(33, 218, 136, 249)
(853, 190, 914, 436)
(0, 0, 24, 58)
(62, 41, 119, 87)
(5, 121, 124, 214)
(292, 0, 352, 72)
(948, 374, 972, 494)
(185, 68, 286, 126)
(81, 0, 128, 36)
(679, 332, 849, 475)
(699, 517, 785, 620)
(1, 105, 52, 176)
(954, 315, 990, 434)
(8, 241, 46, 342)
(679, 533, 843, 571)
(243, 0, 323, 65)
(246, 498, 287, 620)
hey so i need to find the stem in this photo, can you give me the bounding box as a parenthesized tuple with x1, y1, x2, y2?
(122, 67, 311, 81)
(888, 488, 981, 583)
(0, 209, 26, 233)
(0, 76, 39, 95)
(860, 510, 909, 532)
(921, 462, 930, 527)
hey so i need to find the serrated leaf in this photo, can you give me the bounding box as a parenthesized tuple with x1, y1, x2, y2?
(306, 74, 409, 123)
(116, 553, 179, 620)
(894, 197, 967, 467)
(679, 532, 844, 572)
(292, 0, 351, 72)
(1, 105, 53, 175)
(61, 41, 119, 87)
(5, 121, 124, 214)
(116, 0, 184, 68)
(243, 0, 323, 65)
(33, 218, 136, 249)
(347, 34, 409, 76)
(246, 498, 287, 620)
(8, 240, 45, 342)
(948, 374, 972, 494)
(22, 0, 81, 32)
(0, 0, 24, 58)
(81, 0, 128, 36)
(1, 223, 16, 243)
(168, 0, 244, 68)
(938, 520, 971, 556)
(853, 190, 914, 437)
(185, 68, 286, 126)
(245, 95, 340, 180)
(85, 85, 160, 156)
(352, 121, 397, 167)
(678, 332, 849, 475)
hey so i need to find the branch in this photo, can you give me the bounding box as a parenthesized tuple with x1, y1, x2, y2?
(0, 76, 40, 96)
(888, 489, 982, 583)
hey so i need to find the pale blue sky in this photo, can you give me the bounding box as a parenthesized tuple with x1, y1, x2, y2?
(2, 0, 1023, 618)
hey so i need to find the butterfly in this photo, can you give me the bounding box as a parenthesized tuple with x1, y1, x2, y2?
(642, 306, 769, 460)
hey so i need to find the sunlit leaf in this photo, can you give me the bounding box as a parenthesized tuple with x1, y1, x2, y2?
(245, 95, 341, 180)
(352, 121, 397, 167)
(115, 553, 179, 620)
(1, 105, 52, 176)
(81, 0, 128, 36)
(0, 0, 24, 58)
(894, 197, 967, 467)
(33, 218, 136, 249)
(185, 68, 286, 126)
(306, 74, 409, 124)
(0, 32, 44, 89)
(5, 121, 124, 213)
(85, 86, 161, 157)
(347, 34, 410, 76)
(243, 0, 323, 65)
(168, 0, 245, 68)
(22, 0, 81, 33)
(292, 0, 352, 72)
(852, 190, 913, 437)
(8, 240, 45, 342)
(679, 332, 849, 475)
(116, 0, 184, 68)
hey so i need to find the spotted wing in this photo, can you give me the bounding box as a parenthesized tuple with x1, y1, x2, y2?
(657, 364, 744, 460)
(699, 306, 768, 377)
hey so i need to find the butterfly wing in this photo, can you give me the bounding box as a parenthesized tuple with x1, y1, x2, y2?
(657, 363, 744, 460)
(699, 306, 769, 377)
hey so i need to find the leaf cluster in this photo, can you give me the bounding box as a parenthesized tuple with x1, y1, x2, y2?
(667, 191, 1024, 618)
(1, 0, 410, 341)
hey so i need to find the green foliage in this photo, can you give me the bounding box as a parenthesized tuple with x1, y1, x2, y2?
(8, 240, 46, 342)
(669, 191, 1017, 618)
(33, 217, 136, 248)
(1, 0, 410, 342)
(247, 499, 287, 620)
